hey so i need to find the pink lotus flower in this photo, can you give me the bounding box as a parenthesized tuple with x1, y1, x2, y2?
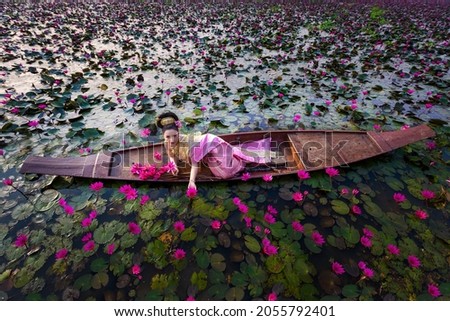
(254, 225, 262, 233)
(262, 239, 278, 256)
(89, 181, 103, 192)
(362, 228, 374, 238)
(360, 236, 372, 248)
(37, 103, 47, 110)
(119, 184, 138, 200)
(28, 120, 39, 127)
(297, 170, 310, 180)
(106, 243, 116, 255)
(362, 268, 374, 278)
(14, 234, 28, 248)
(373, 124, 382, 131)
(407, 89, 415, 95)
(3, 178, 13, 186)
(81, 233, 92, 242)
(211, 220, 221, 230)
(83, 240, 95, 252)
(421, 189, 435, 200)
(427, 284, 441, 298)
(173, 221, 185, 232)
(63, 204, 74, 215)
(55, 248, 68, 260)
(173, 248, 186, 260)
(140, 128, 151, 138)
(358, 261, 367, 269)
(341, 188, 349, 195)
(0, 149, 4, 156)
(332, 262, 345, 275)
(425, 141, 437, 150)
(393, 192, 407, 203)
(241, 172, 251, 181)
(186, 186, 197, 199)
(352, 188, 359, 195)
(387, 244, 400, 256)
(311, 231, 325, 246)
(401, 124, 410, 131)
(131, 264, 141, 275)
(425, 103, 433, 109)
(128, 222, 141, 235)
(262, 174, 273, 182)
(233, 197, 241, 205)
(81, 217, 93, 228)
(292, 221, 304, 233)
(267, 292, 277, 301)
(325, 100, 332, 106)
(264, 213, 276, 224)
(292, 191, 303, 202)
(140, 195, 150, 205)
(238, 203, 248, 214)
(153, 151, 162, 161)
(267, 205, 277, 215)
(186, 295, 196, 301)
(243, 216, 252, 228)
(415, 209, 428, 220)
(293, 114, 301, 122)
(408, 255, 421, 268)
(325, 167, 339, 177)
(351, 205, 362, 215)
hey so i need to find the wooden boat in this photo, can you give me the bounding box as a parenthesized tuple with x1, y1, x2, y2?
(19, 124, 435, 183)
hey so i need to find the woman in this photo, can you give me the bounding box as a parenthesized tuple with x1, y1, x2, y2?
(156, 111, 271, 190)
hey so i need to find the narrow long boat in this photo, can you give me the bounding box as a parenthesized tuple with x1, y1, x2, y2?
(19, 124, 435, 183)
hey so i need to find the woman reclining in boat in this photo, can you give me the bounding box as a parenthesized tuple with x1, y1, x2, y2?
(156, 111, 271, 189)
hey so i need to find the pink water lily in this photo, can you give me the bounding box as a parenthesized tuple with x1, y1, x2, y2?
(241, 172, 251, 181)
(421, 189, 435, 200)
(173, 221, 185, 233)
(173, 248, 186, 260)
(83, 240, 95, 252)
(106, 243, 116, 255)
(386, 244, 400, 256)
(393, 192, 407, 203)
(325, 167, 339, 177)
(267, 292, 277, 301)
(297, 170, 310, 180)
(427, 284, 441, 298)
(351, 205, 362, 215)
(14, 234, 28, 248)
(408, 255, 421, 268)
(292, 221, 304, 233)
(311, 231, 325, 246)
(89, 181, 103, 192)
(331, 261, 345, 275)
(211, 220, 221, 230)
(292, 191, 303, 202)
(128, 222, 141, 235)
(360, 236, 372, 248)
(415, 209, 428, 220)
(55, 248, 68, 260)
(186, 187, 197, 198)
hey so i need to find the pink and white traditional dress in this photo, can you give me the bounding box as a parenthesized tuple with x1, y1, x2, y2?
(177, 133, 271, 179)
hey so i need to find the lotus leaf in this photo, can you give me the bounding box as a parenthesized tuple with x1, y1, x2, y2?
(0, 225, 9, 241)
(244, 235, 261, 253)
(340, 226, 360, 246)
(90, 258, 108, 273)
(110, 251, 133, 277)
(270, 222, 287, 238)
(331, 200, 350, 215)
(34, 189, 60, 212)
(265, 255, 285, 273)
(181, 227, 197, 242)
(93, 225, 115, 244)
(225, 287, 245, 301)
(300, 284, 319, 300)
(11, 203, 34, 221)
(303, 202, 319, 216)
(208, 269, 226, 285)
(91, 272, 109, 290)
(190, 271, 208, 291)
(385, 176, 404, 191)
(304, 237, 322, 254)
(363, 200, 384, 218)
(208, 283, 228, 300)
(211, 253, 226, 272)
(342, 284, 361, 298)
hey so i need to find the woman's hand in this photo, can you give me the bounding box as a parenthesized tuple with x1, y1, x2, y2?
(188, 180, 196, 190)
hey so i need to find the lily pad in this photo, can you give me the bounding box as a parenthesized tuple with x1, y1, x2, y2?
(195, 250, 210, 269)
(11, 203, 34, 220)
(73, 274, 92, 292)
(33, 189, 61, 212)
(225, 287, 245, 301)
(181, 227, 197, 241)
(331, 200, 350, 215)
(211, 253, 226, 272)
(90, 258, 108, 273)
(342, 284, 361, 298)
(91, 272, 109, 289)
(244, 235, 261, 253)
(93, 225, 115, 244)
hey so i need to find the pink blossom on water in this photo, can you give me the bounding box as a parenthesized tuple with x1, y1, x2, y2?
(81, 217, 93, 228)
(267, 205, 278, 215)
(362, 228, 374, 239)
(38, 103, 47, 110)
(311, 231, 325, 246)
(131, 264, 141, 275)
(262, 174, 273, 182)
(128, 222, 141, 235)
(140, 128, 151, 138)
(14, 234, 28, 248)
(106, 243, 116, 255)
(81, 233, 92, 243)
(393, 192, 407, 203)
(83, 240, 95, 252)
(325, 100, 332, 106)
(140, 195, 150, 205)
(352, 189, 359, 195)
(351, 205, 362, 215)
(293, 114, 301, 122)
(186, 186, 197, 199)
(325, 167, 339, 177)
(173, 248, 186, 260)
(55, 248, 68, 260)
(332, 262, 345, 275)
(262, 239, 278, 256)
(64, 204, 74, 215)
(387, 244, 400, 256)
(241, 172, 251, 181)
(401, 124, 410, 131)
(154, 151, 162, 161)
(360, 236, 372, 248)
(425, 103, 433, 109)
(292, 191, 303, 202)
(425, 141, 437, 150)
(267, 292, 277, 301)
(0, 149, 4, 156)
(362, 268, 374, 278)
(173, 221, 185, 233)
(408, 255, 421, 268)
(427, 284, 441, 298)
(292, 221, 304, 233)
(233, 197, 241, 206)
(238, 203, 248, 214)
(415, 209, 428, 220)
(119, 184, 138, 200)
(3, 178, 13, 186)
(186, 296, 196, 301)
(264, 213, 276, 224)
(243, 216, 252, 228)
(407, 89, 415, 95)
(297, 170, 310, 180)
(358, 261, 367, 269)
(421, 189, 435, 200)
(28, 120, 39, 128)
(341, 188, 349, 195)
(211, 220, 221, 230)
(89, 181, 103, 192)
(373, 124, 382, 131)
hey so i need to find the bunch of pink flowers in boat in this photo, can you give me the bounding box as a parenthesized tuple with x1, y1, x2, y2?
(130, 161, 176, 180)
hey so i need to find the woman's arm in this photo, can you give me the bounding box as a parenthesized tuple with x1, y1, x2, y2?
(188, 161, 199, 189)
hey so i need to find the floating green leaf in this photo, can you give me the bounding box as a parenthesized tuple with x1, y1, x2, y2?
(331, 200, 350, 215)
(211, 253, 226, 272)
(244, 235, 261, 253)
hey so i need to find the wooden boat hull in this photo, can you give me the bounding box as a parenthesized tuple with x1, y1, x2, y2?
(19, 124, 435, 183)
